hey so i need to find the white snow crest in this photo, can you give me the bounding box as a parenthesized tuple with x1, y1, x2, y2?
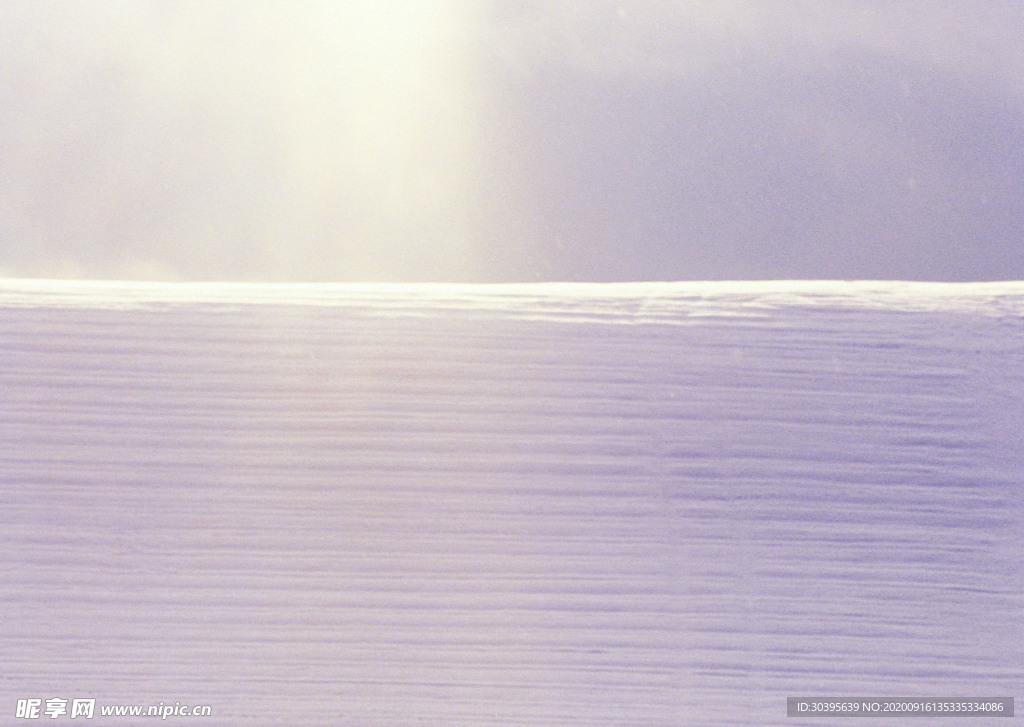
(2, 279, 1024, 323)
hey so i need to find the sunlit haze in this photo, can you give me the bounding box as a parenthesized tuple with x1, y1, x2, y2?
(1, 1, 1021, 281)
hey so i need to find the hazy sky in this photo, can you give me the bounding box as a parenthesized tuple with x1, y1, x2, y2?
(1, 1, 1022, 282)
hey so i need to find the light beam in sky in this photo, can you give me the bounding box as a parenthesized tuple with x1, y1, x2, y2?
(265, 0, 487, 281)
(0, 1, 501, 282)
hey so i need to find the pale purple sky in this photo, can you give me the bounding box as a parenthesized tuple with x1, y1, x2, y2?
(1, 1, 1022, 282)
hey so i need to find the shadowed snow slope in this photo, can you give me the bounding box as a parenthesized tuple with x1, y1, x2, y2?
(1, 281, 1022, 726)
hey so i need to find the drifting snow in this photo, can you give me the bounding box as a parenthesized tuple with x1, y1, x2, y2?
(1, 281, 1021, 726)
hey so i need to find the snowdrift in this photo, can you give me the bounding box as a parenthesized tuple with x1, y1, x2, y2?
(2, 280, 1022, 726)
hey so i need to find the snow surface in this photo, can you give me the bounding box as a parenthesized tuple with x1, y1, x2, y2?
(1, 280, 1022, 726)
